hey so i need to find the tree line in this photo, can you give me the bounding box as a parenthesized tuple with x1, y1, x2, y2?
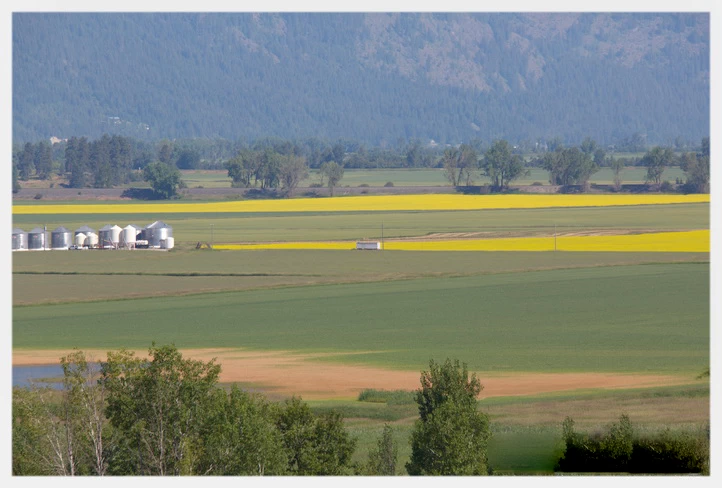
(12, 135, 710, 198)
(13, 346, 491, 476)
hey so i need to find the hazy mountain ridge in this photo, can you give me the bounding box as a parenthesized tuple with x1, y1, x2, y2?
(12, 12, 709, 145)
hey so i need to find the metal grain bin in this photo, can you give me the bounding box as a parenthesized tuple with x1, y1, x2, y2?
(28, 227, 46, 250)
(51, 226, 73, 250)
(145, 221, 173, 248)
(120, 225, 137, 249)
(86, 232, 99, 248)
(74, 233, 87, 247)
(12, 228, 27, 251)
(99, 224, 122, 248)
(74, 225, 95, 238)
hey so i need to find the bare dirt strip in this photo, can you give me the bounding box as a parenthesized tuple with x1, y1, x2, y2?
(13, 348, 695, 401)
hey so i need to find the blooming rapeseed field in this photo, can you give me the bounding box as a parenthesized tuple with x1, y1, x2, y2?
(12, 193, 710, 215)
(214, 230, 709, 253)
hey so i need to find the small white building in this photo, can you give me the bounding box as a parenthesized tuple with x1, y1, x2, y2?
(356, 241, 381, 250)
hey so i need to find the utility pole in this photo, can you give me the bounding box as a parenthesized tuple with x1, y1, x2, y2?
(554, 223, 557, 252)
(381, 222, 384, 251)
(211, 223, 214, 249)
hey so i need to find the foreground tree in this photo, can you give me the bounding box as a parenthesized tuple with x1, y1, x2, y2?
(481, 139, 526, 190)
(275, 396, 356, 475)
(101, 345, 221, 475)
(198, 386, 287, 475)
(406, 358, 491, 475)
(365, 424, 398, 475)
(143, 161, 184, 199)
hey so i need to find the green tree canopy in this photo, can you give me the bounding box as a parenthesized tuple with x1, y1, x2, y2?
(641, 146, 675, 185)
(319, 161, 344, 196)
(481, 139, 526, 190)
(406, 358, 491, 476)
(143, 161, 184, 199)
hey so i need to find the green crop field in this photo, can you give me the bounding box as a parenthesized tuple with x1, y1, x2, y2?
(13, 262, 709, 375)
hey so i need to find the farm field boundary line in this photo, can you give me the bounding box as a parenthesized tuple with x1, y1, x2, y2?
(12, 259, 709, 307)
(11, 347, 698, 401)
(13, 270, 318, 278)
(12, 193, 710, 214)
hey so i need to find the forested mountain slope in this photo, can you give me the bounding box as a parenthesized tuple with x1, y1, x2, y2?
(12, 12, 709, 145)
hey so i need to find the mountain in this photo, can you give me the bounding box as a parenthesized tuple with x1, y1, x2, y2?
(12, 12, 709, 146)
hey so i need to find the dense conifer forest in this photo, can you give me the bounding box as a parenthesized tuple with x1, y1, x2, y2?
(12, 13, 709, 146)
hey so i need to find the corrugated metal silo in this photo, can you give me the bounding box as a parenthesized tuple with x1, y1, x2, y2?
(145, 221, 173, 248)
(74, 233, 87, 247)
(12, 228, 28, 251)
(51, 226, 73, 250)
(28, 227, 46, 250)
(99, 225, 122, 248)
(120, 225, 137, 249)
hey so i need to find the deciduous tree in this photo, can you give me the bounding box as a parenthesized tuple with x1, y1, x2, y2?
(143, 161, 184, 199)
(406, 358, 491, 476)
(481, 139, 526, 190)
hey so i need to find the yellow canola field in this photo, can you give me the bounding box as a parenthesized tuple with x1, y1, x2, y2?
(13, 193, 710, 215)
(214, 230, 709, 253)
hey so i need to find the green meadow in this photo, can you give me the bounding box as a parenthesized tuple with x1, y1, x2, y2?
(13, 262, 709, 375)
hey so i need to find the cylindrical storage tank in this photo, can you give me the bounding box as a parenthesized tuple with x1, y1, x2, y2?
(121, 225, 137, 248)
(12, 228, 27, 251)
(110, 225, 122, 245)
(165, 236, 174, 249)
(86, 232, 99, 248)
(51, 226, 73, 250)
(98, 225, 117, 248)
(74, 225, 95, 238)
(75, 232, 87, 247)
(28, 227, 46, 250)
(145, 221, 173, 248)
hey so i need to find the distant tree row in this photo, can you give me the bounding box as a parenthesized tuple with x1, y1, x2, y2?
(11, 135, 710, 197)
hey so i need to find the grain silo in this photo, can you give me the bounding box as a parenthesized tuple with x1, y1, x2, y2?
(99, 224, 122, 249)
(12, 228, 27, 251)
(120, 225, 137, 249)
(145, 221, 173, 248)
(75, 225, 95, 239)
(28, 227, 46, 250)
(86, 232, 99, 248)
(160, 236, 175, 249)
(51, 226, 73, 250)
(74, 232, 87, 248)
